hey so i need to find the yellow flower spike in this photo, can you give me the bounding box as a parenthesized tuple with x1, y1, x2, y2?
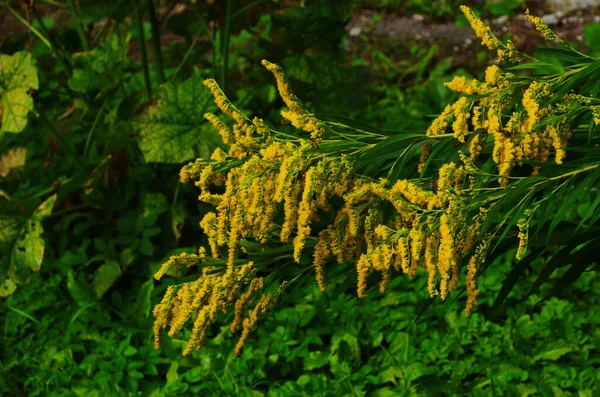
(153, 252, 200, 281)
(313, 231, 331, 291)
(418, 141, 432, 173)
(252, 117, 270, 138)
(293, 167, 316, 262)
(452, 97, 471, 143)
(152, 285, 177, 349)
(364, 209, 378, 253)
(182, 303, 217, 356)
(426, 103, 452, 136)
(460, 5, 501, 51)
(199, 212, 221, 259)
(205, 113, 235, 145)
(261, 60, 304, 113)
(197, 164, 214, 195)
(234, 293, 277, 357)
(516, 216, 529, 260)
(465, 240, 488, 316)
(438, 162, 457, 191)
(203, 79, 250, 126)
(230, 277, 264, 334)
(437, 213, 456, 301)
(546, 124, 566, 164)
(274, 156, 292, 202)
(356, 254, 371, 298)
(424, 234, 438, 298)
(379, 243, 394, 294)
(168, 280, 205, 337)
(408, 226, 423, 278)
(484, 65, 502, 86)
(445, 76, 481, 95)
(525, 9, 564, 43)
(592, 106, 600, 125)
(281, 183, 300, 243)
(328, 223, 345, 264)
(281, 110, 327, 142)
(394, 234, 410, 274)
(227, 205, 244, 274)
(523, 82, 541, 131)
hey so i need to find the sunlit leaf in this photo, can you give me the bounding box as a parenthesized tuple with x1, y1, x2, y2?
(0, 52, 38, 134)
(136, 69, 220, 163)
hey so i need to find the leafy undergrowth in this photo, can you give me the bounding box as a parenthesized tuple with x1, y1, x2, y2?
(2, 250, 599, 396)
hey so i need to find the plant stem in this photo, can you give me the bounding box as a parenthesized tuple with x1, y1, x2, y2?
(83, 100, 108, 158)
(220, 0, 232, 92)
(132, 0, 153, 99)
(66, 0, 89, 51)
(31, 4, 72, 77)
(5, 4, 52, 50)
(146, 0, 165, 83)
(37, 108, 86, 171)
(231, 0, 270, 18)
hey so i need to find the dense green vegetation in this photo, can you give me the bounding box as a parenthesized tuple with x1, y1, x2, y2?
(1, 1, 600, 395)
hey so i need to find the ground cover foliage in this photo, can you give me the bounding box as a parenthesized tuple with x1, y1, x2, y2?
(1, 1, 599, 395)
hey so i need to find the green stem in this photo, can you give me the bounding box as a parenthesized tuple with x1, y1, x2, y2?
(31, 4, 72, 77)
(5, 4, 52, 50)
(66, 0, 89, 51)
(37, 108, 86, 171)
(83, 100, 108, 158)
(132, 0, 153, 99)
(231, 0, 269, 18)
(220, 0, 232, 92)
(146, 0, 165, 83)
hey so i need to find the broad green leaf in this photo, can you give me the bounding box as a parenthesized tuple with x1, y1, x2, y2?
(0, 52, 38, 134)
(92, 260, 121, 298)
(68, 34, 130, 95)
(10, 194, 57, 273)
(136, 69, 219, 163)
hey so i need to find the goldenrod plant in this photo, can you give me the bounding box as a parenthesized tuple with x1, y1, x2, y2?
(153, 6, 600, 357)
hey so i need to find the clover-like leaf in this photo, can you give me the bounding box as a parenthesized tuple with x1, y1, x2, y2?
(136, 69, 220, 163)
(0, 52, 39, 134)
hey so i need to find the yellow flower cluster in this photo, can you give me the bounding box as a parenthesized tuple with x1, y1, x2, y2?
(262, 60, 327, 142)
(525, 10, 563, 43)
(460, 6, 521, 62)
(426, 54, 570, 185)
(152, 259, 278, 356)
(157, 52, 570, 356)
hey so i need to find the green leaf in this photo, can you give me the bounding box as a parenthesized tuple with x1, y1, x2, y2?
(67, 270, 96, 305)
(92, 260, 121, 299)
(8, 194, 56, 283)
(132, 279, 154, 325)
(143, 193, 169, 226)
(67, 34, 129, 95)
(0, 52, 38, 134)
(533, 346, 575, 362)
(584, 23, 600, 53)
(303, 351, 329, 371)
(136, 69, 219, 163)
